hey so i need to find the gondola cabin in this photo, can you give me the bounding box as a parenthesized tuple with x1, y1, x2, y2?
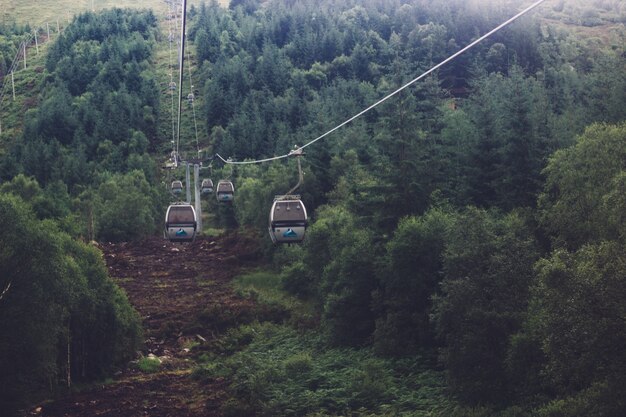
(169, 81, 176, 91)
(164, 204, 197, 242)
(171, 180, 183, 194)
(187, 93, 195, 103)
(269, 198, 307, 244)
(216, 180, 234, 202)
(201, 179, 214, 194)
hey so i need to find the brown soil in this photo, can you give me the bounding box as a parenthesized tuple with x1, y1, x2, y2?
(34, 232, 264, 417)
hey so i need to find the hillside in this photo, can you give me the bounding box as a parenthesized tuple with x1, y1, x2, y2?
(541, 0, 625, 49)
(0, 1, 625, 417)
(38, 233, 265, 417)
(0, 0, 228, 26)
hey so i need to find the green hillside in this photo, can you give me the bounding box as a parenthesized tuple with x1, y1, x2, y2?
(0, 1, 625, 416)
(0, 0, 227, 26)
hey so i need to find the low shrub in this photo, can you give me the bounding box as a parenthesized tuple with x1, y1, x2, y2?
(137, 356, 161, 373)
(194, 323, 455, 417)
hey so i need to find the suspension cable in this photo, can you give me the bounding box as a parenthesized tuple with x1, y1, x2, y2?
(216, 0, 549, 166)
(167, 2, 177, 160)
(186, 44, 201, 159)
(175, 0, 188, 160)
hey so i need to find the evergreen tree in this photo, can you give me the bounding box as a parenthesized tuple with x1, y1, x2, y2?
(538, 122, 626, 250)
(374, 208, 452, 355)
(0, 194, 141, 414)
(433, 208, 538, 405)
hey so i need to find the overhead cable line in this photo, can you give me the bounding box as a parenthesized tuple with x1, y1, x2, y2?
(166, 2, 177, 159)
(186, 44, 201, 159)
(216, 0, 549, 166)
(175, 0, 188, 161)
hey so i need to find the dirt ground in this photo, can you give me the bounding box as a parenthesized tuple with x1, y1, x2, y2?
(32, 232, 264, 417)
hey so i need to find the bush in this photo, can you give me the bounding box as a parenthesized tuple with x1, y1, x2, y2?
(194, 323, 454, 417)
(94, 170, 162, 242)
(137, 356, 161, 373)
(0, 194, 142, 413)
(284, 352, 313, 378)
(533, 382, 623, 417)
(348, 360, 394, 409)
(432, 208, 539, 405)
(374, 208, 453, 355)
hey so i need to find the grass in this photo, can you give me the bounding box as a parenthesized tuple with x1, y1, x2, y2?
(232, 269, 316, 321)
(137, 356, 161, 373)
(198, 270, 456, 416)
(1, 0, 213, 162)
(201, 226, 224, 237)
(199, 209, 226, 236)
(1, 0, 229, 27)
(234, 270, 283, 293)
(0, 31, 51, 142)
(193, 322, 456, 417)
(195, 277, 218, 288)
(197, 209, 223, 236)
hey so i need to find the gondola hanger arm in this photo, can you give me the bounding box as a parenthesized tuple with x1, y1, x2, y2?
(284, 147, 304, 197)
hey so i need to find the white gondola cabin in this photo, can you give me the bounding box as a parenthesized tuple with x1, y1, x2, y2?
(201, 179, 214, 194)
(171, 180, 183, 194)
(216, 180, 234, 202)
(164, 204, 197, 242)
(169, 81, 176, 91)
(269, 198, 307, 244)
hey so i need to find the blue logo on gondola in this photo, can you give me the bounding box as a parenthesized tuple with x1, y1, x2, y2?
(283, 229, 298, 238)
(176, 229, 188, 236)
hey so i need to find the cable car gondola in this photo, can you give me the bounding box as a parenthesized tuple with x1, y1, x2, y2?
(216, 180, 234, 202)
(269, 197, 307, 244)
(171, 180, 183, 194)
(164, 204, 197, 242)
(201, 178, 214, 194)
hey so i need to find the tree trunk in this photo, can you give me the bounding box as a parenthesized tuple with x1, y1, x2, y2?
(67, 320, 71, 388)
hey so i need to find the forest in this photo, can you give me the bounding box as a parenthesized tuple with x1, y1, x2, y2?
(0, 0, 625, 416)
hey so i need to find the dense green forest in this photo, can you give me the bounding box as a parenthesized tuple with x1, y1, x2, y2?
(0, 0, 625, 415)
(0, 8, 165, 241)
(0, 9, 159, 413)
(188, 0, 626, 415)
(0, 22, 30, 77)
